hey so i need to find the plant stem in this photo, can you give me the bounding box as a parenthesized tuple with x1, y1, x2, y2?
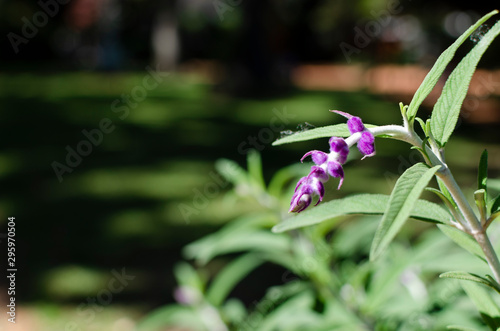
(437, 167, 500, 283)
(369, 125, 500, 282)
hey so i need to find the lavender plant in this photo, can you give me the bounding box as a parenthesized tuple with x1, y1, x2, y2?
(139, 10, 500, 331)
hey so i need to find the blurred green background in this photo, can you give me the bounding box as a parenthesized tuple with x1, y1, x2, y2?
(1, 0, 499, 330)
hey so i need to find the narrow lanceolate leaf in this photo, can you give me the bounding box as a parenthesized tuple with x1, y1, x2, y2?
(272, 124, 376, 146)
(215, 158, 249, 186)
(491, 194, 500, 215)
(272, 193, 449, 233)
(406, 10, 498, 121)
(478, 149, 488, 191)
(438, 177, 457, 209)
(475, 189, 487, 222)
(206, 253, 263, 306)
(437, 224, 485, 261)
(426, 187, 456, 212)
(446, 326, 480, 331)
(247, 149, 265, 189)
(461, 281, 500, 330)
(370, 163, 441, 260)
(430, 19, 500, 146)
(440, 271, 499, 291)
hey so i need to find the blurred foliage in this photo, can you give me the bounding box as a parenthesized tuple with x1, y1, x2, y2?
(0, 71, 415, 305)
(1, 0, 500, 328)
(0, 70, 498, 328)
(138, 150, 499, 330)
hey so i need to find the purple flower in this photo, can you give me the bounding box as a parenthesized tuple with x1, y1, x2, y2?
(174, 286, 201, 305)
(289, 110, 376, 213)
(358, 131, 375, 158)
(331, 110, 375, 158)
(326, 160, 344, 189)
(331, 110, 365, 133)
(348, 116, 365, 133)
(329, 137, 349, 163)
(291, 138, 350, 213)
(290, 167, 328, 213)
(289, 186, 313, 213)
(301, 150, 328, 165)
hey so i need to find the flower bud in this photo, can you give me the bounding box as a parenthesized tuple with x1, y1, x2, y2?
(326, 161, 344, 189)
(329, 137, 349, 163)
(301, 150, 328, 165)
(347, 116, 365, 133)
(358, 131, 375, 158)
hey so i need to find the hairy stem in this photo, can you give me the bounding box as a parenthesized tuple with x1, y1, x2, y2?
(437, 168, 500, 283)
(370, 124, 500, 282)
(367, 125, 442, 166)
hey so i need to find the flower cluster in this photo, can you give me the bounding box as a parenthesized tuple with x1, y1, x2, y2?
(289, 111, 375, 213)
(335, 110, 375, 159)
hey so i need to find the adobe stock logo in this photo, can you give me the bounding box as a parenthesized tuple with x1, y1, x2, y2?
(7, 0, 69, 54)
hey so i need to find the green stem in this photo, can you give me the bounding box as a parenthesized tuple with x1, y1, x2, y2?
(437, 168, 500, 283)
(369, 125, 500, 282)
(368, 125, 441, 166)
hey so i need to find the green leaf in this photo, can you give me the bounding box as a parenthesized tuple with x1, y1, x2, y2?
(272, 193, 449, 233)
(415, 117, 427, 135)
(446, 325, 480, 331)
(475, 189, 487, 222)
(426, 188, 457, 214)
(478, 149, 489, 191)
(406, 10, 498, 121)
(491, 194, 500, 215)
(257, 290, 320, 331)
(370, 163, 441, 260)
(440, 271, 498, 290)
(206, 253, 264, 306)
(247, 149, 266, 189)
(437, 224, 485, 261)
(438, 177, 457, 209)
(461, 281, 500, 329)
(185, 229, 291, 265)
(430, 19, 500, 146)
(184, 213, 277, 262)
(486, 275, 500, 294)
(136, 305, 205, 331)
(215, 158, 248, 186)
(221, 299, 247, 325)
(426, 186, 465, 225)
(272, 124, 376, 146)
(268, 163, 309, 199)
(173, 262, 205, 292)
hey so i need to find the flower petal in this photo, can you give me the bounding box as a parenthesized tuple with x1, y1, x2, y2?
(326, 161, 345, 189)
(289, 189, 312, 213)
(309, 166, 329, 182)
(329, 137, 349, 163)
(301, 150, 328, 165)
(312, 181, 325, 205)
(330, 110, 366, 133)
(357, 131, 375, 157)
(294, 176, 307, 192)
(347, 116, 365, 133)
(330, 110, 353, 119)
